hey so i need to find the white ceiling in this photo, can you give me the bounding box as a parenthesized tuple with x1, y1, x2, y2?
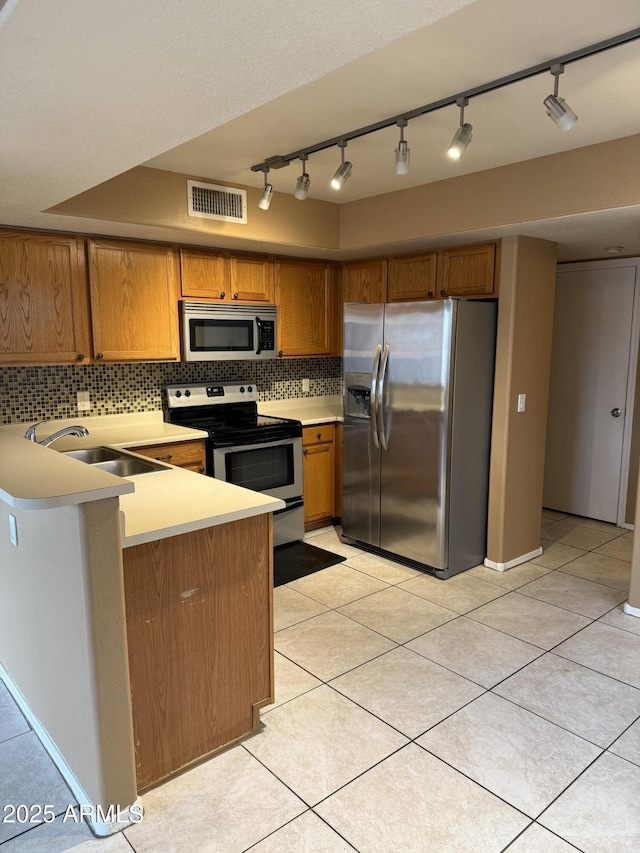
(1, 0, 639, 260)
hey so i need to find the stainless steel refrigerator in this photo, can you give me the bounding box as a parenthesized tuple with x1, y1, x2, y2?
(342, 298, 497, 579)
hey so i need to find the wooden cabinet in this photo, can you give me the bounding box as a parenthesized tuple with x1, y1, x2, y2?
(88, 239, 180, 362)
(180, 249, 273, 303)
(0, 230, 91, 365)
(438, 243, 497, 297)
(123, 514, 273, 791)
(128, 439, 206, 474)
(342, 258, 387, 303)
(388, 252, 437, 301)
(274, 259, 338, 357)
(303, 424, 336, 528)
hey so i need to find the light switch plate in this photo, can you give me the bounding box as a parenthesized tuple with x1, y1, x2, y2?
(302, 378, 310, 393)
(517, 393, 526, 413)
(9, 514, 17, 547)
(77, 391, 91, 411)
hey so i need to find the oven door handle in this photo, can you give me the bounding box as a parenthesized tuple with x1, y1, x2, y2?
(273, 498, 304, 516)
(255, 316, 263, 355)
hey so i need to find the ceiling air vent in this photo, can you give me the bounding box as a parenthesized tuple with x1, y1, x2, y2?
(187, 180, 247, 224)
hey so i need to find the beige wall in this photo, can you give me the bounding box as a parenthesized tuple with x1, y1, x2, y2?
(340, 135, 640, 251)
(486, 236, 558, 565)
(50, 166, 341, 253)
(0, 497, 137, 810)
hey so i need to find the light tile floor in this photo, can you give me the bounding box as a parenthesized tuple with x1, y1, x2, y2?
(2, 512, 640, 851)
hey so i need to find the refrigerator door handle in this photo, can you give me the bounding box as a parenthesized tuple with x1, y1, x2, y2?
(370, 345, 382, 449)
(377, 344, 390, 450)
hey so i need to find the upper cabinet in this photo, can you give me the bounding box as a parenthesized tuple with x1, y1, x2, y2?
(342, 259, 387, 304)
(88, 239, 180, 362)
(388, 252, 437, 301)
(438, 243, 497, 297)
(0, 230, 91, 365)
(180, 249, 272, 303)
(274, 259, 339, 357)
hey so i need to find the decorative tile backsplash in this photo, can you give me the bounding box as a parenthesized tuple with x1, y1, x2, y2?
(0, 358, 343, 424)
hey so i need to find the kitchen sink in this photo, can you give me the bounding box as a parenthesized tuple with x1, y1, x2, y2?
(61, 446, 170, 476)
(61, 446, 121, 464)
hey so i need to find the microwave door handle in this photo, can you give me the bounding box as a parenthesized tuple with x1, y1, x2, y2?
(255, 316, 263, 355)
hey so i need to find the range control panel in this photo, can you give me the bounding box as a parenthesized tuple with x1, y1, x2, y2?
(166, 383, 258, 408)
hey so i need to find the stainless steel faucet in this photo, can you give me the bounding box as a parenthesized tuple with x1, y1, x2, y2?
(24, 419, 90, 446)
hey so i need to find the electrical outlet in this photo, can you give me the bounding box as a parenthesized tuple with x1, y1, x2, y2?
(302, 378, 310, 393)
(77, 391, 91, 411)
(517, 393, 526, 413)
(9, 514, 17, 547)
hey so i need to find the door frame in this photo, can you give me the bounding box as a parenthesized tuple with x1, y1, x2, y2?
(556, 257, 640, 529)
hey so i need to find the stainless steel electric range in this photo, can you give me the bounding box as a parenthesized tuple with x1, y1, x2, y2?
(165, 383, 304, 547)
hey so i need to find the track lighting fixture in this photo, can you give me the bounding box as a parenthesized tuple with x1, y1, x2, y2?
(257, 167, 273, 210)
(249, 27, 638, 210)
(394, 120, 410, 175)
(447, 97, 472, 160)
(294, 155, 310, 200)
(544, 64, 578, 131)
(330, 142, 352, 190)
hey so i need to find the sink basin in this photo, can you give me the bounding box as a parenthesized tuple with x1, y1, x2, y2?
(93, 457, 169, 477)
(62, 446, 121, 464)
(61, 446, 170, 477)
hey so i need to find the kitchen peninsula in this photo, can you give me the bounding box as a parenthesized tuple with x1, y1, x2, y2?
(0, 415, 283, 834)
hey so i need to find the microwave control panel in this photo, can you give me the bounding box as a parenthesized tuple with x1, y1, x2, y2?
(259, 320, 275, 351)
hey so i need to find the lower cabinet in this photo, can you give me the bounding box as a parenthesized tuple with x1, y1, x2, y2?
(127, 439, 206, 474)
(123, 514, 274, 792)
(303, 424, 336, 529)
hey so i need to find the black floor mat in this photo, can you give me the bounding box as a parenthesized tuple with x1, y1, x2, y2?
(274, 540, 346, 587)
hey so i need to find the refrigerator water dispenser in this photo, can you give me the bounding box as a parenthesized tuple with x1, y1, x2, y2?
(345, 372, 371, 419)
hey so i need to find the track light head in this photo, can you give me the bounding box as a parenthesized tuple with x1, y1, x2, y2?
(545, 64, 578, 131)
(257, 167, 273, 210)
(544, 94, 578, 131)
(447, 98, 472, 160)
(447, 122, 473, 160)
(294, 155, 310, 200)
(294, 172, 310, 200)
(394, 121, 410, 175)
(331, 142, 352, 189)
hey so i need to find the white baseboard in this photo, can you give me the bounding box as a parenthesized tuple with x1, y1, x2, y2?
(623, 602, 640, 619)
(484, 547, 543, 573)
(0, 662, 142, 837)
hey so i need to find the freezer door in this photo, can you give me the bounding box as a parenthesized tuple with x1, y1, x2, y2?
(342, 303, 384, 547)
(379, 300, 455, 569)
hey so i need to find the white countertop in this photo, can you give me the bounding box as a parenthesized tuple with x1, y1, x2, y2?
(0, 412, 284, 539)
(259, 395, 343, 426)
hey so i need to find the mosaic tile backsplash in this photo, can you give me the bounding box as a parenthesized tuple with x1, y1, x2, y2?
(0, 358, 343, 424)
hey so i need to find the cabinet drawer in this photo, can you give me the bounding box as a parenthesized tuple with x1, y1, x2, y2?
(303, 424, 335, 446)
(129, 440, 206, 471)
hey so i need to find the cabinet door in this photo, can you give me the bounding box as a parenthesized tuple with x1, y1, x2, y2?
(180, 249, 229, 300)
(0, 230, 91, 365)
(342, 259, 387, 304)
(439, 243, 496, 297)
(88, 240, 180, 362)
(230, 254, 273, 303)
(275, 260, 336, 356)
(388, 253, 437, 301)
(303, 439, 335, 525)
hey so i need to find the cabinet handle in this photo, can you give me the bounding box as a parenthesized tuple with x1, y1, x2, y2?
(277, 349, 283, 357)
(316, 432, 321, 440)
(219, 292, 226, 299)
(198, 467, 206, 473)
(156, 454, 173, 461)
(233, 292, 239, 299)
(427, 291, 434, 298)
(440, 290, 446, 296)
(76, 353, 85, 361)
(303, 449, 308, 455)
(96, 352, 104, 360)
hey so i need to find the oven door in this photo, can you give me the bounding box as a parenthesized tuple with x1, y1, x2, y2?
(212, 436, 303, 501)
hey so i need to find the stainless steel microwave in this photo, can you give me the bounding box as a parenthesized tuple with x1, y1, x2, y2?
(181, 302, 277, 361)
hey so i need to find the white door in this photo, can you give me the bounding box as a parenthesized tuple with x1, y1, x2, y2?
(543, 265, 637, 523)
